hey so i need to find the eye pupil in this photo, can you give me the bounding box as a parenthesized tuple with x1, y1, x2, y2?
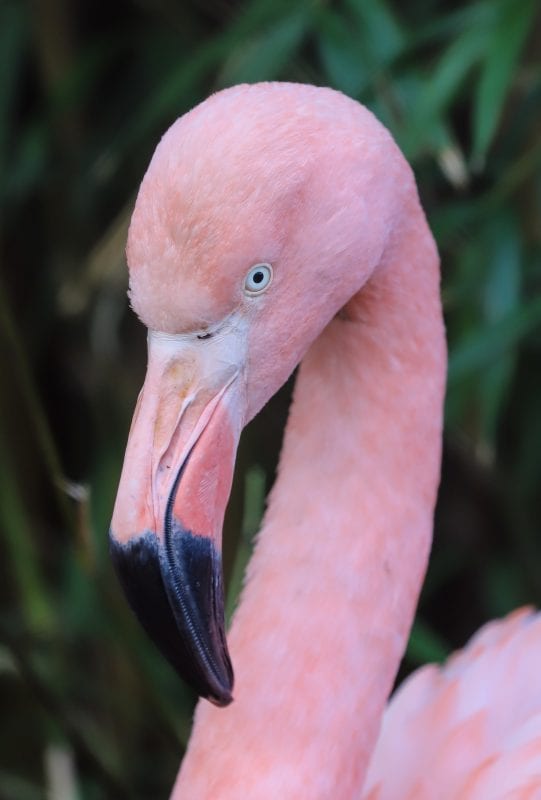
(253, 271, 264, 284)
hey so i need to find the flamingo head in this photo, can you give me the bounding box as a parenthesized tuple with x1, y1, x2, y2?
(110, 83, 401, 705)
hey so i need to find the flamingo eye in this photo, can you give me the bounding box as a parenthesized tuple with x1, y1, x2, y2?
(244, 263, 273, 295)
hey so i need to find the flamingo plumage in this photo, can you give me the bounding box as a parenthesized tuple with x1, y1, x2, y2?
(109, 83, 541, 799)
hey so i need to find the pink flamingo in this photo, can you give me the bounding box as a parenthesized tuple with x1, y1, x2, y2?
(110, 83, 541, 798)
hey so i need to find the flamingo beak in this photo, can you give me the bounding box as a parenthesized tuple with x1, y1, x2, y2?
(109, 329, 245, 706)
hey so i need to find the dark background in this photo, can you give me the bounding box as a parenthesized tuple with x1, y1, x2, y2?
(1, 0, 540, 797)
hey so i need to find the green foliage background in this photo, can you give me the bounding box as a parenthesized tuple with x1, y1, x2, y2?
(1, 0, 540, 797)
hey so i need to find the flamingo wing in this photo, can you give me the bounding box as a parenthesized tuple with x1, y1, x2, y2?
(363, 608, 541, 799)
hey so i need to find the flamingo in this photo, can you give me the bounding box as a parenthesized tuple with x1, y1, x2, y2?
(109, 83, 541, 799)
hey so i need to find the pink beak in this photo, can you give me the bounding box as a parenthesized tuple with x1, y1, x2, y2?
(109, 329, 245, 705)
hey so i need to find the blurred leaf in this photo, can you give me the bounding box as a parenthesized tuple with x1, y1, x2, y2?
(218, 11, 309, 85)
(228, 0, 306, 37)
(3, 122, 50, 202)
(105, 38, 228, 161)
(315, 10, 368, 96)
(44, 744, 80, 800)
(482, 215, 521, 323)
(226, 465, 266, 622)
(0, 1, 26, 162)
(449, 295, 541, 383)
(0, 281, 69, 520)
(402, 25, 488, 156)
(407, 618, 449, 665)
(473, 0, 538, 162)
(484, 560, 529, 617)
(477, 214, 521, 440)
(345, 0, 404, 66)
(484, 131, 541, 207)
(477, 357, 514, 446)
(0, 436, 55, 633)
(430, 199, 481, 248)
(411, 1, 495, 48)
(0, 772, 43, 800)
(0, 645, 18, 676)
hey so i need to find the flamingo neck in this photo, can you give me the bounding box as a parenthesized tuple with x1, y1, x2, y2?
(173, 196, 446, 799)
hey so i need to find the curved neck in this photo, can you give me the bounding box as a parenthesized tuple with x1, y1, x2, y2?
(173, 197, 446, 799)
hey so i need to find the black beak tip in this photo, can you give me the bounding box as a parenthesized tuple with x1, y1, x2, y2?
(109, 529, 234, 706)
(209, 686, 234, 707)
